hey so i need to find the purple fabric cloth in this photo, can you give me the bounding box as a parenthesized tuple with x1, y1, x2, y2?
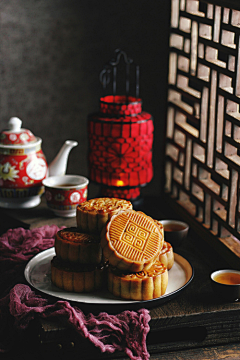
(0, 225, 64, 296)
(0, 226, 151, 360)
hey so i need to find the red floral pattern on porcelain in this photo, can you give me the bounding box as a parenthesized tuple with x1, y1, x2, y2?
(0, 118, 47, 199)
(45, 186, 88, 210)
(42, 175, 89, 217)
(0, 118, 78, 209)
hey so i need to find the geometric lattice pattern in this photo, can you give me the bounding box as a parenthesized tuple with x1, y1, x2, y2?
(165, 0, 240, 253)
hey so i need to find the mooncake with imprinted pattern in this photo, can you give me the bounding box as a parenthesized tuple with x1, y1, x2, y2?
(101, 210, 164, 272)
(76, 198, 133, 235)
(108, 260, 168, 300)
(55, 227, 102, 264)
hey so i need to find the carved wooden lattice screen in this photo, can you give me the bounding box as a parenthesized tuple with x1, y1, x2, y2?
(165, 0, 240, 267)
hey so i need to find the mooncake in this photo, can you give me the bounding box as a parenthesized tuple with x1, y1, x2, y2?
(153, 220, 174, 270)
(108, 261, 168, 301)
(153, 219, 164, 236)
(55, 227, 102, 264)
(159, 241, 174, 270)
(101, 210, 164, 272)
(51, 256, 107, 293)
(76, 197, 133, 234)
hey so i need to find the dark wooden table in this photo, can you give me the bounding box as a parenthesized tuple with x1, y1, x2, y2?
(1, 196, 240, 360)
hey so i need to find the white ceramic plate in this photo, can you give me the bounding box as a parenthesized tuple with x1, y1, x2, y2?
(24, 248, 194, 310)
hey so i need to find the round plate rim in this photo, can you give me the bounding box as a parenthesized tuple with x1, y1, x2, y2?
(24, 247, 194, 310)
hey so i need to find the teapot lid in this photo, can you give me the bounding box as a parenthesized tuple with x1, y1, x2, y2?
(0, 117, 37, 146)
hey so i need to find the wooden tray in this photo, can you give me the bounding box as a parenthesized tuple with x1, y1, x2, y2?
(28, 226, 240, 358)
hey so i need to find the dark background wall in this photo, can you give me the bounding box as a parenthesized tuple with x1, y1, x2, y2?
(0, 0, 170, 199)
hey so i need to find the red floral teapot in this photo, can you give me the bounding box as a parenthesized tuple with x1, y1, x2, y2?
(0, 117, 78, 209)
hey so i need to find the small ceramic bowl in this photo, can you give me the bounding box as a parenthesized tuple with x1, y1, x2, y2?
(42, 175, 89, 217)
(160, 219, 189, 250)
(210, 269, 240, 302)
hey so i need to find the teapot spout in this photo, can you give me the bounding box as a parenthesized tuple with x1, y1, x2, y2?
(48, 140, 78, 177)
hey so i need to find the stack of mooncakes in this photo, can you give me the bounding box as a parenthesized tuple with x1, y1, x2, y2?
(51, 228, 107, 292)
(51, 197, 174, 300)
(101, 210, 173, 301)
(51, 198, 133, 293)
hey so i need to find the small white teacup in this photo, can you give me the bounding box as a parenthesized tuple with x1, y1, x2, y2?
(42, 175, 89, 217)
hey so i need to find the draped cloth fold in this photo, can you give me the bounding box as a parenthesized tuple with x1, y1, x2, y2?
(0, 225, 151, 360)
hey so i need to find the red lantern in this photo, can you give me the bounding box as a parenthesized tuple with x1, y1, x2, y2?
(88, 51, 154, 200)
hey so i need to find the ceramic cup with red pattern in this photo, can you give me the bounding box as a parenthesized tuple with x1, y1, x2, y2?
(42, 175, 89, 217)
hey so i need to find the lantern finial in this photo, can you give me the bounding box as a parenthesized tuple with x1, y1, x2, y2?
(99, 49, 140, 98)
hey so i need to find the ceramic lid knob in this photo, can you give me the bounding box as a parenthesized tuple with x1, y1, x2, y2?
(8, 117, 22, 132)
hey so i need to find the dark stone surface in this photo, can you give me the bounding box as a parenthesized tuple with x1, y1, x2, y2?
(0, 1, 170, 198)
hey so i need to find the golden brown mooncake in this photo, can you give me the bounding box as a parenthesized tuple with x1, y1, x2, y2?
(153, 219, 164, 236)
(159, 241, 174, 270)
(108, 261, 168, 301)
(76, 197, 133, 234)
(101, 210, 164, 272)
(55, 227, 102, 264)
(153, 220, 174, 270)
(51, 256, 107, 293)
